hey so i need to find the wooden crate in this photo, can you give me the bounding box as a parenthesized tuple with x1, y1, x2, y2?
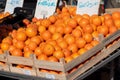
(0, 30, 120, 80)
(35, 30, 120, 80)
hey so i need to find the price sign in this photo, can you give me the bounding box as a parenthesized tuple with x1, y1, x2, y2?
(76, 0, 100, 15)
(35, 0, 58, 19)
(5, 0, 24, 14)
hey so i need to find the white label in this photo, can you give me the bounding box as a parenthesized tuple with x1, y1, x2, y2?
(76, 0, 100, 15)
(35, 0, 58, 19)
(4, 0, 24, 14)
(23, 70, 31, 75)
(46, 74, 55, 79)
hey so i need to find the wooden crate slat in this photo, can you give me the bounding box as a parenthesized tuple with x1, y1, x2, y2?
(0, 65, 9, 71)
(0, 54, 7, 62)
(102, 30, 120, 45)
(67, 39, 120, 80)
(35, 60, 64, 71)
(8, 56, 33, 66)
(65, 43, 104, 72)
(37, 72, 67, 80)
(10, 66, 36, 76)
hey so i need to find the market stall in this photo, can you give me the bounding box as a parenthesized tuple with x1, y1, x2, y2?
(0, 0, 120, 80)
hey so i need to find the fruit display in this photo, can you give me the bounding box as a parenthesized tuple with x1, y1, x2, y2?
(0, 6, 120, 80)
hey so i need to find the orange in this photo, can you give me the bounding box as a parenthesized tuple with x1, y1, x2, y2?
(17, 27, 26, 32)
(65, 35, 75, 44)
(92, 31, 99, 39)
(25, 39, 31, 46)
(58, 40, 68, 49)
(68, 44, 78, 53)
(2, 36, 12, 45)
(79, 18, 89, 28)
(84, 43, 93, 50)
(52, 32, 62, 41)
(28, 41, 37, 51)
(103, 14, 112, 20)
(37, 54, 48, 61)
(114, 19, 120, 29)
(63, 26, 72, 34)
(32, 17, 38, 23)
(53, 50, 64, 59)
(62, 7, 68, 13)
(109, 26, 118, 34)
(48, 15, 56, 23)
(73, 14, 82, 24)
(83, 33, 93, 43)
(11, 49, 23, 56)
(41, 31, 52, 41)
(55, 24, 64, 34)
(0, 49, 3, 54)
(65, 56, 73, 63)
(67, 19, 77, 28)
(41, 19, 51, 27)
(48, 56, 59, 62)
(16, 32, 27, 41)
(31, 36, 41, 45)
(83, 24, 93, 33)
(92, 16, 102, 26)
(1, 42, 10, 51)
(112, 11, 120, 20)
(15, 41, 25, 50)
(36, 20, 41, 26)
(23, 46, 31, 52)
(24, 51, 33, 58)
(72, 28, 82, 38)
(48, 25, 56, 34)
(38, 25, 46, 33)
(91, 40, 99, 46)
(23, 19, 30, 25)
(9, 30, 17, 39)
(104, 19, 114, 27)
(47, 39, 57, 46)
(71, 52, 79, 59)
(82, 14, 90, 20)
(97, 25, 109, 36)
(62, 49, 72, 58)
(34, 47, 43, 56)
(78, 48, 87, 55)
(43, 44, 55, 56)
(26, 27, 37, 37)
(24, 66, 32, 70)
(54, 45, 62, 51)
(75, 38, 86, 48)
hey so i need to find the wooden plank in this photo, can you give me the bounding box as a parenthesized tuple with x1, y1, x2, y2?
(0, 54, 7, 62)
(65, 42, 104, 72)
(10, 66, 36, 76)
(8, 56, 33, 66)
(67, 39, 120, 80)
(35, 60, 64, 71)
(37, 71, 67, 80)
(0, 65, 9, 71)
(105, 8, 120, 14)
(102, 30, 120, 45)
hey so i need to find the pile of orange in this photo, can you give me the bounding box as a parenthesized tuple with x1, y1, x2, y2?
(0, 7, 120, 73)
(0, 12, 10, 19)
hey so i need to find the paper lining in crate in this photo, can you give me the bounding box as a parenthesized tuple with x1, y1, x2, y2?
(0, 52, 9, 71)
